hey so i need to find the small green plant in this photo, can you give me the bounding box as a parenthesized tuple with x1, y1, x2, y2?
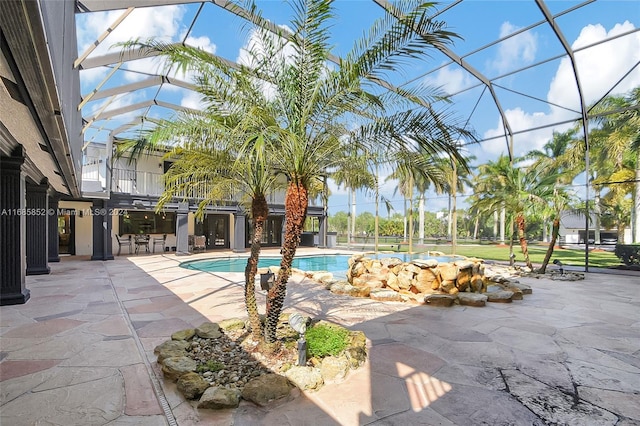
(196, 360, 225, 373)
(305, 323, 350, 358)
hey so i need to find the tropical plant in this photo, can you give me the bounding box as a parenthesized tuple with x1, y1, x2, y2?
(116, 112, 280, 341)
(122, 0, 471, 345)
(473, 157, 558, 270)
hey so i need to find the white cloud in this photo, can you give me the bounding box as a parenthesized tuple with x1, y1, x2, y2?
(180, 90, 205, 110)
(479, 20, 640, 161)
(489, 22, 538, 75)
(77, 5, 186, 85)
(421, 64, 473, 95)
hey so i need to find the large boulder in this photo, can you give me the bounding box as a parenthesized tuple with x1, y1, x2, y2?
(320, 356, 350, 382)
(424, 294, 456, 307)
(369, 289, 402, 302)
(458, 293, 488, 307)
(285, 366, 324, 391)
(414, 268, 441, 293)
(241, 374, 293, 406)
(177, 372, 210, 400)
(195, 322, 222, 339)
(161, 356, 197, 381)
(352, 273, 384, 289)
(171, 329, 196, 341)
(198, 386, 240, 409)
(154, 340, 189, 363)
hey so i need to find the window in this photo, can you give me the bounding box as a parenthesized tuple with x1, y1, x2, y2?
(119, 211, 175, 235)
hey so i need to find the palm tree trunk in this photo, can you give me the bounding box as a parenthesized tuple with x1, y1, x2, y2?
(500, 206, 506, 244)
(351, 188, 356, 245)
(473, 215, 479, 240)
(244, 195, 268, 341)
(516, 214, 533, 270)
(418, 194, 425, 245)
(265, 181, 308, 344)
(539, 217, 560, 273)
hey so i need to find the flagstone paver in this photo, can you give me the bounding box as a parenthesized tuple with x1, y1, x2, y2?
(1, 249, 638, 425)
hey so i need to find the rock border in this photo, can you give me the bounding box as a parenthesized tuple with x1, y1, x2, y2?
(154, 317, 368, 410)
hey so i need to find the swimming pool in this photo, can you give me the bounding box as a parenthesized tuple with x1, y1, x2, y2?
(180, 253, 464, 274)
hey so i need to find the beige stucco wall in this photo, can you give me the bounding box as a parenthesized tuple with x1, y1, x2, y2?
(58, 201, 93, 256)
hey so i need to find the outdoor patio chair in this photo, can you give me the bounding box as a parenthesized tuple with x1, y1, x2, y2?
(115, 234, 132, 256)
(152, 234, 167, 253)
(134, 234, 150, 254)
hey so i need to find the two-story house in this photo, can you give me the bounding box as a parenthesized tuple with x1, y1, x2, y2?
(72, 141, 328, 257)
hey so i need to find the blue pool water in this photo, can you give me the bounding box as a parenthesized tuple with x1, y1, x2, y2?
(180, 253, 464, 274)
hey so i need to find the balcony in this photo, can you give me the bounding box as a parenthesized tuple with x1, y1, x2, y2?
(110, 168, 322, 206)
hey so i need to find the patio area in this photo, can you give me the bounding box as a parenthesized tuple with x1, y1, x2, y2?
(1, 249, 639, 425)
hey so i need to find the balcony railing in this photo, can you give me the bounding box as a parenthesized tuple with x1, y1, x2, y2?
(111, 168, 320, 206)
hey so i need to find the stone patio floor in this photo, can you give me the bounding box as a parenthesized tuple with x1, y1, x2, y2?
(1, 248, 639, 425)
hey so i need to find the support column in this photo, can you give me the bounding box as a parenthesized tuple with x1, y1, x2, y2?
(318, 215, 327, 248)
(233, 210, 246, 253)
(48, 193, 60, 262)
(26, 179, 50, 275)
(0, 146, 29, 305)
(176, 202, 189, 255)
(91, 199, 114, 260)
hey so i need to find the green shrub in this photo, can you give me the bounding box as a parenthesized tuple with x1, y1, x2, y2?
(614, 244, 640, 266)
(196, 360, 224, 373)
(305, 323, 350, 358)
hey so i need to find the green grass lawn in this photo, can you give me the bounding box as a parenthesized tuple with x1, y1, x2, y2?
(379, 242, 621, 269)
(447, 245, 619, 268)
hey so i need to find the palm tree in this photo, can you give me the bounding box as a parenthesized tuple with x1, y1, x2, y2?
(331, 147, 375, 248)
(124, 0, 470, 344)
(116, 111, 280, 341)
(589, 87, 640, 243)
(473, 155, 512, 248)
(526, 129, 579, 242)
(474, 157, 557, 270)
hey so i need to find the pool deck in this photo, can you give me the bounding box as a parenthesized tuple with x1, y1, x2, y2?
(1, 248, 639, 425)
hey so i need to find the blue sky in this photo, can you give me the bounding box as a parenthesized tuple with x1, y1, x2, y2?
(76, 0, 640, 217)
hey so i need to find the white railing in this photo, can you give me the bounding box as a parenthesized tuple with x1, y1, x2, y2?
(110, 168, 320, 205)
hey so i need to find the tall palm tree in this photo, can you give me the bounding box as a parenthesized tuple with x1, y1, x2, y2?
(124, 0, 470, 344)
(474, 156, 557, 269)
(526, 129, 579, 242)
(473, 155, 512, 247)
(117, 112, 280, 341)
(589, 87, 640, 243)
(331, 146, 375, 248)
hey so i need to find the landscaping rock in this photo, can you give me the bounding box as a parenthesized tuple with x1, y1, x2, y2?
(458, 292, 488, 307)
(241, 374, 293, 406)
(486, 290, 514, 303)
(171, 328, 196, 341)
(196, 322, 222, 339)
(424, 294, 456, 307)
(198, 386, 240, 409)
(508, 282, 533, 294)
(218, 318, 246, 331)
(329, 282, 370, 298)
(352, 273, 384, 289)
(369, 288, 402, 302)
(285, 366, 324, 391)
(320, 356, 350, 382)
(154, 340, 190, 363)
(177, 372, 210, 400)
(162, 356, 197, 381)
(412, 258, 439, 268)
